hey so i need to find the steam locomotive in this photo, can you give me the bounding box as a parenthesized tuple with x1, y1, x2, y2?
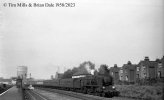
(33, 75, 119, 97)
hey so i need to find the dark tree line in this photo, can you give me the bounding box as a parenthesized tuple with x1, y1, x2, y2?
(97, 64, 110, 76)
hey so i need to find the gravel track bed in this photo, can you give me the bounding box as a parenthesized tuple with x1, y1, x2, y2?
(36, 87, 137, 100)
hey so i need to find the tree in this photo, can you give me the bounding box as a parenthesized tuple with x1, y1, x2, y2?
(79, 61, 95, 70)
(78, 61, 95, 74)
(71, 67, 78, 74)
(98, 64, 110, 76)
(94, 69, 98, 76)
(62, 69, 73, 78)
(61, 61, 95, 78)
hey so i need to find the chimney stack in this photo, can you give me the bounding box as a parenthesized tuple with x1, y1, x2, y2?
(144, 56, 149, 61)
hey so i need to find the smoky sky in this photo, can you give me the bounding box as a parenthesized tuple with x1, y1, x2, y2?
(0, 0, 163, 79)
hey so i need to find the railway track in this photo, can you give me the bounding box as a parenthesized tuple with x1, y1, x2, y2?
(35, 87, 138, 100)
(23, 89, 49, 100)
(35, 87, 115, 100)
(23, 88, 137, 100)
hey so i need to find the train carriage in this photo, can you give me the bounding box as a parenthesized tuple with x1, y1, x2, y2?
(72, 78, 81, 88)
(33, 75, 119, 97)
(43, 79, 60, 88)
(59, 78, 74, 89)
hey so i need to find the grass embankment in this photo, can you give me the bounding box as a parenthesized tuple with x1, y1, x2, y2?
(115, 84, 163, 100)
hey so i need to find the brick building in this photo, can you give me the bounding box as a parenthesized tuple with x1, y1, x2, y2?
(136, 65, 140, 79)
(110, 64, 120, 83)
(119, 67, 123, 81)
(109, 56, 164, 84)
(138, 57, 158, 79)
(156, 56, 164, 78)
(121, 61, 137, 83)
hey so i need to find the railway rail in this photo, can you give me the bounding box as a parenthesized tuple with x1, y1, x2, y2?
(23, 89, 49, 100)
(23, 87, 137, 100)
(35, 87, 119, 100)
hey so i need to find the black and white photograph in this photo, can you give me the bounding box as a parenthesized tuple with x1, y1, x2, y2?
(0, 0, 163, 100)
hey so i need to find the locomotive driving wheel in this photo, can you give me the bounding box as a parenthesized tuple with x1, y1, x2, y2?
(87, 89, 92, 95)
(95, 92, 101, 96)
(101, 92, 106, 97)
(82, 87, 87, 94)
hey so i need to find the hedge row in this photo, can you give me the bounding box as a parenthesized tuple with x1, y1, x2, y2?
(115, 85, 163, 100)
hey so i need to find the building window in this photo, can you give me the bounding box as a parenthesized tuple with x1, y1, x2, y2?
(143, 73, 146, 78)
(120, 76, 123, 80)
(158, 63, 162, 68)
(142, 66, 146, 71)
(126, 75, 128, 81)
(158, 71, 161, 78)
(136, 74, 139, 78)
(120, 69, 123, 73)
(125, 70, 127, 74)
(137, 67, 140, 71)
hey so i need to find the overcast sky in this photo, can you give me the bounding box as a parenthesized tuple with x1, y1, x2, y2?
(0, 0, 163, 79)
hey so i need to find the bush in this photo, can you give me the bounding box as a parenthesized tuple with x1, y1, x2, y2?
(115, 85, 163, 100)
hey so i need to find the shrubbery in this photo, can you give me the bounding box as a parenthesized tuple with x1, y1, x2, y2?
(115, 84, 163, 100)
(0, 84, 12, 94)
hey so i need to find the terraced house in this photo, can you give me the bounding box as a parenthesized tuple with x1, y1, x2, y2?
(138, 57, 158, 79)
(110, 64, 120, 83)
(110, 56, 164, 84)
(121, 61, 137, 83)
(156, 56, 164, 78)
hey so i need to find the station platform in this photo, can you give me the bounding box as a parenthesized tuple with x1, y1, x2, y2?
(0, 86, 23, 100)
